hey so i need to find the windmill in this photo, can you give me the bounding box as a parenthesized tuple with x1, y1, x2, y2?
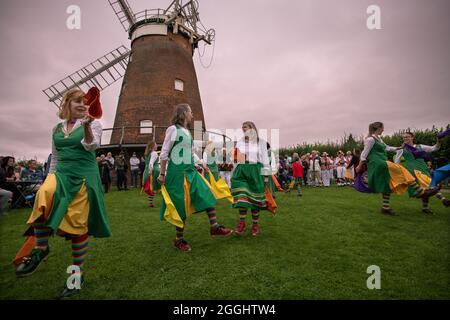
(43, 0, 216, 152)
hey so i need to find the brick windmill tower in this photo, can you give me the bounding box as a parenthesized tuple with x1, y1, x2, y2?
(43, 0, 215, 151)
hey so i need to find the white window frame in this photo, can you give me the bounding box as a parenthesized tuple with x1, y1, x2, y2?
(140, 120, 153, 134)
(175, 79, 184, 91)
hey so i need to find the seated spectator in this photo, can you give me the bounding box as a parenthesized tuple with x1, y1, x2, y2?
(14, 165, 22, 181)
(21, 160, 44, 182)
(0, 187, 13, 216)
(0, 156, 21, 205)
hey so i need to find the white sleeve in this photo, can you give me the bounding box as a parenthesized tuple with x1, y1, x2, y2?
(81, 121, 102, 152)
(202, 151, 208, 166)
(270, 151, 278, 173)
(380, 138, 398, 152)
(418, 144, 440, 153)
(394, 149, 403, 164)
(49, 125, 59, 173)
(193, 152, 202, 165)
(160, 126, 177, 161)
(149, 152, 158, 169)
(360, 137, 375, 161)
(258, 140, 270, 176)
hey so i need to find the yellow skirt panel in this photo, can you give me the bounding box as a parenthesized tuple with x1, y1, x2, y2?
(414, 170, 432, 189)
(27, 173, 89, 235)
(386, 162, 416, 195)
(206, 172, 233, 203)
(161, 185, 184, 228)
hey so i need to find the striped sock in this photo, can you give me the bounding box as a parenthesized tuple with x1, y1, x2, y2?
(206, 207, 219, 229)
(71, 234, 88, 274)
(382, 193, 391, 210)
(436, 192, 446, 202)
(410, 182, 424, 197)
(422, 198, 429, 210)
(176, 226, 184, 241)
(148, 195, 154, 205)
(239, 209, 248, 222)
(33, 221, 51, 250)
(251, 209, 260, 225)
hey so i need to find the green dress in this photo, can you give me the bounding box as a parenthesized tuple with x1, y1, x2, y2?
(367, 138, 392, 194)
(160, 125, 217, 223)
(402, 147, 431, 197)
(231, 142, 267, 210)
(143, 151, 161, 192)
(48, 123, 111, 237)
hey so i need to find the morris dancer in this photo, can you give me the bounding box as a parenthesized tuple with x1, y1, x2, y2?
(13, 88, 111, 298)
(157, 104, 232, 252)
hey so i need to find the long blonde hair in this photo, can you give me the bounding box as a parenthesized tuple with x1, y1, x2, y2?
(59, 89, 85, 120)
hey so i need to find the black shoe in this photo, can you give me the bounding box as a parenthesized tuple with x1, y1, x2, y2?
(422, 208, 434, 215)
(380, 208, 397, 216)
(60, 274, 84, 299)
(15, 247, 50, 277)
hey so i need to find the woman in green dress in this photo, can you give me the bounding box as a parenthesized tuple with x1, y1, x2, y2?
(157, 104, 232, 252)
(356, 122, 441, 215)
(394, 131, 448, 214)
(13, 88, 111, 298)
(143, 141, 161, 208)
(232, 121, 271, 236)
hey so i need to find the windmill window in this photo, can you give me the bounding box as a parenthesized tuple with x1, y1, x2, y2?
(140, 120, 153, 134)
(175, 79, 184, 91)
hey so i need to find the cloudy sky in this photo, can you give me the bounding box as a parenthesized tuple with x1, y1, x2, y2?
(1, 0, 449, 161)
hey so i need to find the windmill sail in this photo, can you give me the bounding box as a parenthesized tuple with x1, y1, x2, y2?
(43, 45, 130, 106)
(108, 0, 136, 33)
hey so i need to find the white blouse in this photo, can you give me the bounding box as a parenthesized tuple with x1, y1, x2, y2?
(49, 119, 103, 173)
(235, 138, 270, 176)
(360, 136, 398, 162)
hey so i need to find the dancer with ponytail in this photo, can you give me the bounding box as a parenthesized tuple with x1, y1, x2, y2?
(13, 88, 111, 298)
(355, 122, 441, 216)
(158, 104, 232, 252)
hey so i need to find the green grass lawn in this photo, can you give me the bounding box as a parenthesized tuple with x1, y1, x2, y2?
(0, 186, 449, 300)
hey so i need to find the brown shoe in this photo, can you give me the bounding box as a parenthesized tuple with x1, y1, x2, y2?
(380, 208, 397, 216)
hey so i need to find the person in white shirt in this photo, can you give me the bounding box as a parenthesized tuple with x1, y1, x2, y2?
(320, 152, 332, 187)
(157, 104, 232, 252)
(335, 151, 347, 187)
(129, 152, 140, 188)
(309, 151, 321, 187)
(231, 121, 272, 237)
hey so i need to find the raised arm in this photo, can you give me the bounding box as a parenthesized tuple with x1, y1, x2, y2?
(81, 121, 102, 152)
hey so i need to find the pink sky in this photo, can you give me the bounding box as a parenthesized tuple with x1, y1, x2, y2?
(1, 0, 449, 162)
